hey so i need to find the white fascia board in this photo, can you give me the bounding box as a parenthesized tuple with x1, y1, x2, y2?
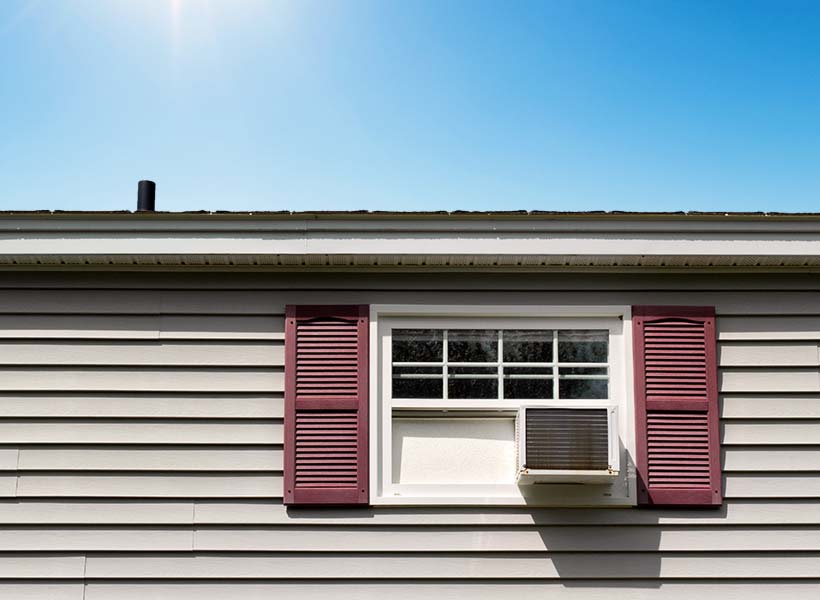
(0, 216, 819, 266)
(0, 231, 819, 258)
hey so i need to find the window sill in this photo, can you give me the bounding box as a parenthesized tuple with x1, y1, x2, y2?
(372, 481, 636, 507)
(371, 495, 636, 507)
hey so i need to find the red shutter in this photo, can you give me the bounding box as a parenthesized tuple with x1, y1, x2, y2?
(284, 305, 369, 505)
(633, 306, 721, 507)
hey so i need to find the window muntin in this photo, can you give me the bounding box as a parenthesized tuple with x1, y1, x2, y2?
(392, 328, 609, 402)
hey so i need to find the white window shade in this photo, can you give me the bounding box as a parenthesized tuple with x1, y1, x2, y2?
(392, 417, 516, 485)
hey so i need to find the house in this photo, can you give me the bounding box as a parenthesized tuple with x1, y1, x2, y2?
(0, 204, 818, 598)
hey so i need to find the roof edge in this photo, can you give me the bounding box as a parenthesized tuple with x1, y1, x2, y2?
(3, 210, 820, 222)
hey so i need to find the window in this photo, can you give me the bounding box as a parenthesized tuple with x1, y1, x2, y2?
(392, 328, 609, 403)
(370, 306, 636, 506)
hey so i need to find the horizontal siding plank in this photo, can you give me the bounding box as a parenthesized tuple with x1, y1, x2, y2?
(2, 307, 817, 343)
(0, 476, 15, 497)
(718, 316, 820, 341)
(1, 499, 817, 526)
(0, 422, 281, 445)
(82, 552, 820, 579)
(3, 499, 817, 526)
(0, 449, 18, 470)
(0, 583, 83, 600)
(0, 498, 820, 526)
(721, 396, 820, 419)
(0, 369, 282, 392)
(722, 422, 820, 445)
(725, 475, 820, 498)
(0, 526, 793, 553)
(0, 291, 161, 314)
(723, 449, 820, 471)
(0, 528, 192, 550)
(159, 316, 284, 340)
(159, 291, 279, 315)
(193, 500, 820, 526)
(193, 526, 820, 552)
(162, 290, 820, 317)
(0, 315, 284, 341)
(4, 290, 820, 315)
(0, 315, 159, 339)
(0, 342, 282, 367)
(80, 582, 820, 600)
(0, 554, 84, 578)
(0, 395, 283, 418)
(720, 370, 820, 393)
(0, 291, 274, 315)
(16, 474, 283, 498)
(0, 501, 193, 524)
(718, 343, 819, 367)
(18, 449, 282, 472)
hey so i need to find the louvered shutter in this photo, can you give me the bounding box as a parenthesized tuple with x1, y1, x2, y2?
(284, 305, 369, 505)
(632, 306, 721, 507)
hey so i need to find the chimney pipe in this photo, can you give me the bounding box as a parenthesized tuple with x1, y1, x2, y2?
(137, 180, 156, 212)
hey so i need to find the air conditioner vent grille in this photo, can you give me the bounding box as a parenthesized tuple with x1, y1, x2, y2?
(524, 408, 609, 470)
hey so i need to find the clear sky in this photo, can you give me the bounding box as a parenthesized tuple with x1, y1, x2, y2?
(1, 0, 819, 212)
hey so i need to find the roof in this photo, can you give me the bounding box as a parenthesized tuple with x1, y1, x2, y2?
(1, 210, 819, 271)
(3, 209, 820, 220)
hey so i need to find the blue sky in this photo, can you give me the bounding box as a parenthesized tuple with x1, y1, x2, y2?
(1, 0, 819, 212)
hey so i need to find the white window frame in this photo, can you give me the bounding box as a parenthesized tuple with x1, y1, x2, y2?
(369, 304, 637, 506)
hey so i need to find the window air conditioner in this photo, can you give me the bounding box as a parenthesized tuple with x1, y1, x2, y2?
(516, 406, 619, 484)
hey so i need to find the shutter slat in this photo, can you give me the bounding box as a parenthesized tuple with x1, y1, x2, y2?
(633, 306, 721, 507)
(284, 305, 369, 506)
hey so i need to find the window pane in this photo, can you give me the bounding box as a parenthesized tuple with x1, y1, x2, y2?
(558, 330, 608, 363)
(559, 379, 608, 399)
(558, 367, 608, 399)
(392, 329, 443, 363)
(560, 367, 608, 376)
(448, 330, 498, 362)
(392, 366, 442, 398)
(448, 366, 498, 399)
(503, 330, 552, 363)
(504, 367, 553, 400)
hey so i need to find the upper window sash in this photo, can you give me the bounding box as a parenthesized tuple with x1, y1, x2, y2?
(388, 322, 613, 407)
(381, 316, 622, 410)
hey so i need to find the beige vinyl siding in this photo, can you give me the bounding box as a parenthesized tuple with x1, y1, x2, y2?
(0, 272, 818, 597)
(78, 582, 820, 600)
(80, 552, 820, 579)
(0, 394, 282, 418)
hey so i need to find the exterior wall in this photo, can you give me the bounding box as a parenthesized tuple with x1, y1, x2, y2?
(0, 271, 818, 599)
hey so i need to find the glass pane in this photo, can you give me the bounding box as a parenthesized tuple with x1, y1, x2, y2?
(502, 330, 552, 363)
(504, 367, 552, 399)
(558, 367, 608, 399)
(448, 366, 498, 399)
(392, 329, 443, 363)
(558, 330, 608, 363)
(504, 366, 552, 377)
(560, 367, 608, 376)
(559, 379, 608, 399)
(392, 366, 443, 398)
(448, 330, 498, 362)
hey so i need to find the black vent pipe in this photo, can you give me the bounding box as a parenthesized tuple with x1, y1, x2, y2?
(137, 180, 156, 212)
